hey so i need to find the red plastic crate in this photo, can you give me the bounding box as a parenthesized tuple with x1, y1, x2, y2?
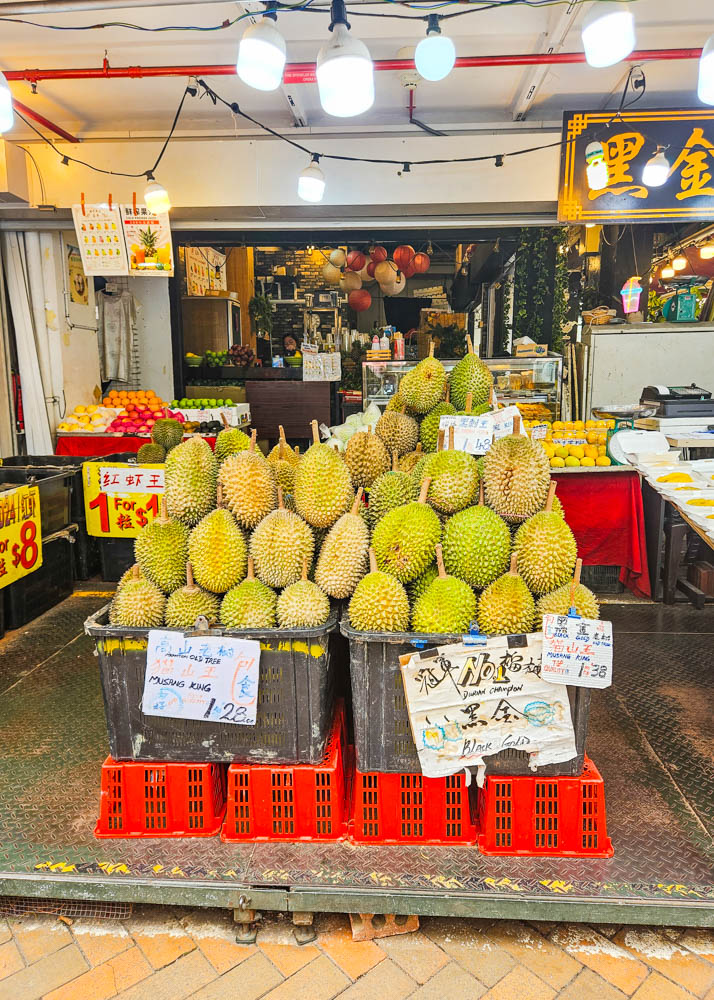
(95, 758, 227, 838)
(477, 755, 613, 857)
(351, 770, 477, 844)
(221, 706, 347, 842)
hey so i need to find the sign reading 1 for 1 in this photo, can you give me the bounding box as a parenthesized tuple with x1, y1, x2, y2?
(83, 462, 164, 538)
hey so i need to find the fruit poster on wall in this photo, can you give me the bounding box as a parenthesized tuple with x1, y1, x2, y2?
(121, 205, 174, 276)
(71, 203, 129, 276)
(0, 485, 43, 589)
(83, 462, 164, 538)
(185, 246, 226, 296)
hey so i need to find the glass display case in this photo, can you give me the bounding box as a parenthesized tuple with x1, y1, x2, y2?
(362, 354, 563, 420)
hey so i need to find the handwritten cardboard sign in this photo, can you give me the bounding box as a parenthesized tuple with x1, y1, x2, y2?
(400, 633, 577, 779)
(141, 630, 260, 725)
(438, 414, 493, 454)
(541, 614, 613, 689)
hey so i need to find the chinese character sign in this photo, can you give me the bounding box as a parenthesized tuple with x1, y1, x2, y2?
(559, 109, 714, 223)
(83, 462, 164, 538)
(399, 634, 577, 779)
(71, 203, 129, 275)
(541, 614, 613, 689)
(120, 205, 174, 276)
(0, 485, 43, 590)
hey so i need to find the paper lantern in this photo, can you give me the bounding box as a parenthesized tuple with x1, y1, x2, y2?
(346, 250, 367, 271)
(329, 248, 346, 267)
(348, 288, 372, 312)
(393, 244, 415, 271)
(412, 251, 431, 273)
(381, 271, 406, 296)
(366, 260, 377, 278)
(371, 245, 388, 263)
(340, 270, 362, 292)
(374, 259, 398, 285)
(323, 262, 342, 284)
(358, 262, 375, 284)
(401, 261, 416, 279)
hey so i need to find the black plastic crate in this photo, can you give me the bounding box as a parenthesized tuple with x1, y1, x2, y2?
(0, 468, 73, 536)
(340, 617, 590, 777)
(3, 528, 76, 630)
(580, 564, 624, 594)
(85, 606, 339, 764)
(98, 538, 136, 582)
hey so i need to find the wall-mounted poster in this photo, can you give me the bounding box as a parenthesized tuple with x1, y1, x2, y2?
(121, 204, 174, 276)
(71, 203, 128, 275)
(185, 246, 227, 296)
(66, 244, 88, 305)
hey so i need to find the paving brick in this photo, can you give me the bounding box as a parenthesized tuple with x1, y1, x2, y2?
(487, 921, 581, 990)
(0, 940, 25, 981)
(330, 958, 413, 1000)
(259, 942, 319, 976)
(551, 924, 648, 995)
(420, 918, 516, 987)
(376, 932, 448, 984)
(679, 930, 714, 963)
(0, 943, 88, 1000)
(188, 952, 283, 1000)
(410, 962, 486, 1000)
(350, 915, 419, 943)
(616, 928, 714, 997)
(179, 909, 257, 974)
(43, 963, 117, 1000)
(0, 920, 11, 947)
(315, 914, 385, 981)
(557, 968, 629, 1000)
(71, 920, 131, 966)
(126, 911, 196, 972)
(630, 971, 696, 1000)
(114, 949, 214, 1000)
(481, 965, 556, 1000)
(261, 954, 349, 1000)
(104, 946, 152, 993)
(8, 916, 73, 964)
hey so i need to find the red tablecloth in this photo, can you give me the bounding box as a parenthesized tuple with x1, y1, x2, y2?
(553, 469, 650, 598)
(55, 435, 217, 457)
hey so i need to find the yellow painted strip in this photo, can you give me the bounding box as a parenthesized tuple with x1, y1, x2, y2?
(74, 590, 115, 597)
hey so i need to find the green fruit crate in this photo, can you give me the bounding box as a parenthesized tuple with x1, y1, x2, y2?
(340, 616, 591, 777)
(85, 606, 339, 764)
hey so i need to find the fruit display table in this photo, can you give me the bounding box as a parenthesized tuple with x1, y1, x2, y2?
(55, 435, 217, 457)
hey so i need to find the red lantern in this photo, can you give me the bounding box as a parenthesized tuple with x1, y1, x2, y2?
(366, 260, 377, 278)
(393, 244, 415, 271)
(412, 251, 431, 273)
(401, 261, 416, 279)
(371, 245, 388, 263)
(349, 288, 372, 312)
(346, 250, 366, 271)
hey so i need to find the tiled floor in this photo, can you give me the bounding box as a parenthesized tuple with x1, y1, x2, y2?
(1, 907, 713, 1000)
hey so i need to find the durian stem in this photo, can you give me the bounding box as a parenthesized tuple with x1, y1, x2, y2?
(351, 488, 364, 515)
(249, 429, 257, 452)
(302, 555, 308, 582)
(246, 556, 255, 582)
(415, 442, 422, 456)
(294, 445, 300, 457)
(311, 419, 320, 445)
(445, 384, 450, 404)
(448, 424, 455, 451)
(489, 386, 496, 408)
(435, 543, 447, 579)
(513, 414, 521, 436)
(185, 562, 198, 592)
(509, 552, 518, 575)
(131, 564, 140, 580)
(428, 340, 435, 358)
(465, 391, 473, 414)
(279, 425, 287, 446)
(277, 485, 284, 509)
(392, 450, 398, 471)
(545, 480, 556, 512)
(418, 477, 431, 504)
(159, 495, 169, 522)
(220, 411, 229, 428)
(217, 482, 223, 508)
(569, 559, 582, 610)
(479, 479, 484, 505)
(466, 334, 474, 355)
(437, 428, 445, 452)
(368, 547, 378, 573)
(278, 439, 284, 459)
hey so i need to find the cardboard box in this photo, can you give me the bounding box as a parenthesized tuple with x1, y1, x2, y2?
(514, 343, 548, 357)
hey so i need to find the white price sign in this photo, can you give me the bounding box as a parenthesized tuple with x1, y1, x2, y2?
(439, 413, 493, 454)
(492, 405, 528, 441)
(541, 614, 613, 689)
(99, 466, 164, 494)
(142, 630, 261, 725)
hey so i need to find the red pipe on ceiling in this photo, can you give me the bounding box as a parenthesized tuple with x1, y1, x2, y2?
(12, 98, 79, 142)
(3, 47, 704, 88)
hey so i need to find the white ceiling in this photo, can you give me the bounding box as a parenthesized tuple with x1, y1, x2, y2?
(1, 0, 712, 140)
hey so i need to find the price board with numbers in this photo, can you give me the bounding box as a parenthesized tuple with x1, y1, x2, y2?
(541, 614, 613, 689)
(0, 484, 43, 589)
(83, 462, 164, 538)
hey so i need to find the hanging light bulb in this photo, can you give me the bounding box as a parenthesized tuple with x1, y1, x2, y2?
(672, 254, 687, 271)
(237, 3, 286, 92)
(317, 0, 374, 117)
(700, 242, 714, 259)
(581, 2, 636, 68)
(698, 33, 714, 105)
(585, 222, 596, 229)
(144, 173, 171, 213)
(298, 155, 326, 203)
(642, 146, 670, 187)
(0, 71, 14, 133)
(660, 262, 675, 279)
(585, 141, 608, 191)
(415, 14, 456, 82)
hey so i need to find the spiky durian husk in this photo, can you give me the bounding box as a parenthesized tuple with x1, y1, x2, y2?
(513, 511, 577, 594)
(137, 442, 166, 464)
(442, 506, 511, 590)
(483, 435, 551, 523)
(385, 391, 408, 413)
(344, 431, 390, 488)
(164, 437, 218, 527)
(314, 511, 369, 598)
(477, 572, 535, 636)
(371, 502, 441, 583)
(249, 509, 314, 588)
(294, 443, 353, 528)
(536, 582, 600, 627)
(399, 450, 423, 474)
(366, 470, 417, 527)
(134, 516, 188, 593)
(109, 578, 166, 628)
(348, 571, 410, 632)
(419, 403, 456, 452)
(188, 508, 247, 593)
(407, 562, 438, 603)
(214, 427, 251, 462)
(448, 354, 493, 410)
(375, 411, 419, 457)
(277, 580, 330, 628)
(423, 450, 479, 514)
(151, 418, 184, 451)
(219, 451, 277, 529)
(411, 576, 477, 634)
(399, 356, 447, 413)
(165, 586, 220, 629)
(220, 580, 277, 629)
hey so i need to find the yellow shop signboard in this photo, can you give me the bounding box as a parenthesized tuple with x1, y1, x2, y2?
(0, 484, 43, 588)
(83, 462, 164, 538)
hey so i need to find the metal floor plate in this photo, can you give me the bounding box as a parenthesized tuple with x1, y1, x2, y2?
(0, 592, 712, 924)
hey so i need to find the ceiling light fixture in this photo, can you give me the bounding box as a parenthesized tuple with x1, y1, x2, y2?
(581, 2, 636, 68)
(698, 33, 714, 105)
(317, 0, 374, 117)
(298, 155, 326, 203)
(700, 242, 714, 259)
(672, 254, 687, 271)
(660, 262, 675, 279)
(0, 71, 14, 132)
(642, 146, 670, 187)
(415, 14, 456, 82)
(237, 2, 286, 92)
(144, 173, 171, 213)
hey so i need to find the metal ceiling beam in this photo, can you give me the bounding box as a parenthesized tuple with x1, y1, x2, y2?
(12, 98, 79, 141)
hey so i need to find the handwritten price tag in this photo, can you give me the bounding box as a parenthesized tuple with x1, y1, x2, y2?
(492, 405, 528, 441)
(439, 413, 493, 454)
(541, 614, 613, 689)
(142, 630, 261, 726)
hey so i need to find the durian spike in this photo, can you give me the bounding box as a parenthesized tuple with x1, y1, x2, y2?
(392, 450, 398, 471)
(569, 558, 583, 609)
(509, 552, 519, 575)
(479, 479, 484, 505)
(428, 340, 435, 358)
(351, 487, 364, 515)
(311, 419, 320, 445)
(448, 424, 455, 451)
(217, 482, 224, 508)
(301, 555, 308, 582)
(277, 485, 285, 509)
(415, 442, 422, 456)
(185, 562, 199, 592)
(249, 429, 257, 452)
(465, 392, 473, 414)
(435, 543, 447, 579)
(466, 334, 474, 355)
(437, 428, 445, 452)
(544, 481, 557, 512)
(368, 547, 378, 573)
(246, 556, 255, 581)
(513, 414, 521, 436)
(418, 477, 432, 504)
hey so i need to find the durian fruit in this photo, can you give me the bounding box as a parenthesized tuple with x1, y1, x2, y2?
(294, 420, 353, 528)
(219, 430, 277, 530)
(442, 483, 512, 590)
(165, 562, 220, 629)
(220, 557, 277, 629)
(536, 559, 599, 627)
(371, 478, 441, 583)
(214, 426, 251, 462)
(117, 563, 146, 591)
(422, 425, 479, 514)
(408, 562, 438, 603)
(477, 553, 535, 636)
(375, 410, 419, 457)
(188, 486, 247, 593)
(165, 435, 218, 527)
(277, 557, 330, 628)
(348, 548, 410, 632)
(448, 336, 494, 409)
(267, 428, 300, 467)
(399, 443, 423, 474)
(109, 566, 166, 627)
(410, 453, 430, 489)
(137, 442, 166, 464)
(385, 391, 407, 413)
(455, 391, 491, 418)
(344, 427, 390, 488)
(399, 343, 447, 413)
(315, 489, 369, 598)
(134, 496, 188, 593)
(412, 544, 477, 634)
(249, 486, 315, 588)
(513, 483, 577, 594)
(420, 401, 456, 452)
(483, 433, 551, 523)
(366, 453, 417, 527)
(267, 428, 301, 498)
(151, 417, 184, 452)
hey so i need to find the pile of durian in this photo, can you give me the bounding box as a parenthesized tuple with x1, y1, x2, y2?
(109, 347, 599, 637)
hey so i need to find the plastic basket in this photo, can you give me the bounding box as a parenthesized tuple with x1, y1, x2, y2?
(95, 757, 227, 838)
(98, 538, 136, 582)
(222, 704, 347, 842)
(340, 617, 590, 776)
(351, 769, 476, 845)
(476, 755, 613, 857)
(0, 467, 73, 536)
(580, 564, 624, 594)
(3, 527, 76, 630)
(85, 606, 338, 764)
